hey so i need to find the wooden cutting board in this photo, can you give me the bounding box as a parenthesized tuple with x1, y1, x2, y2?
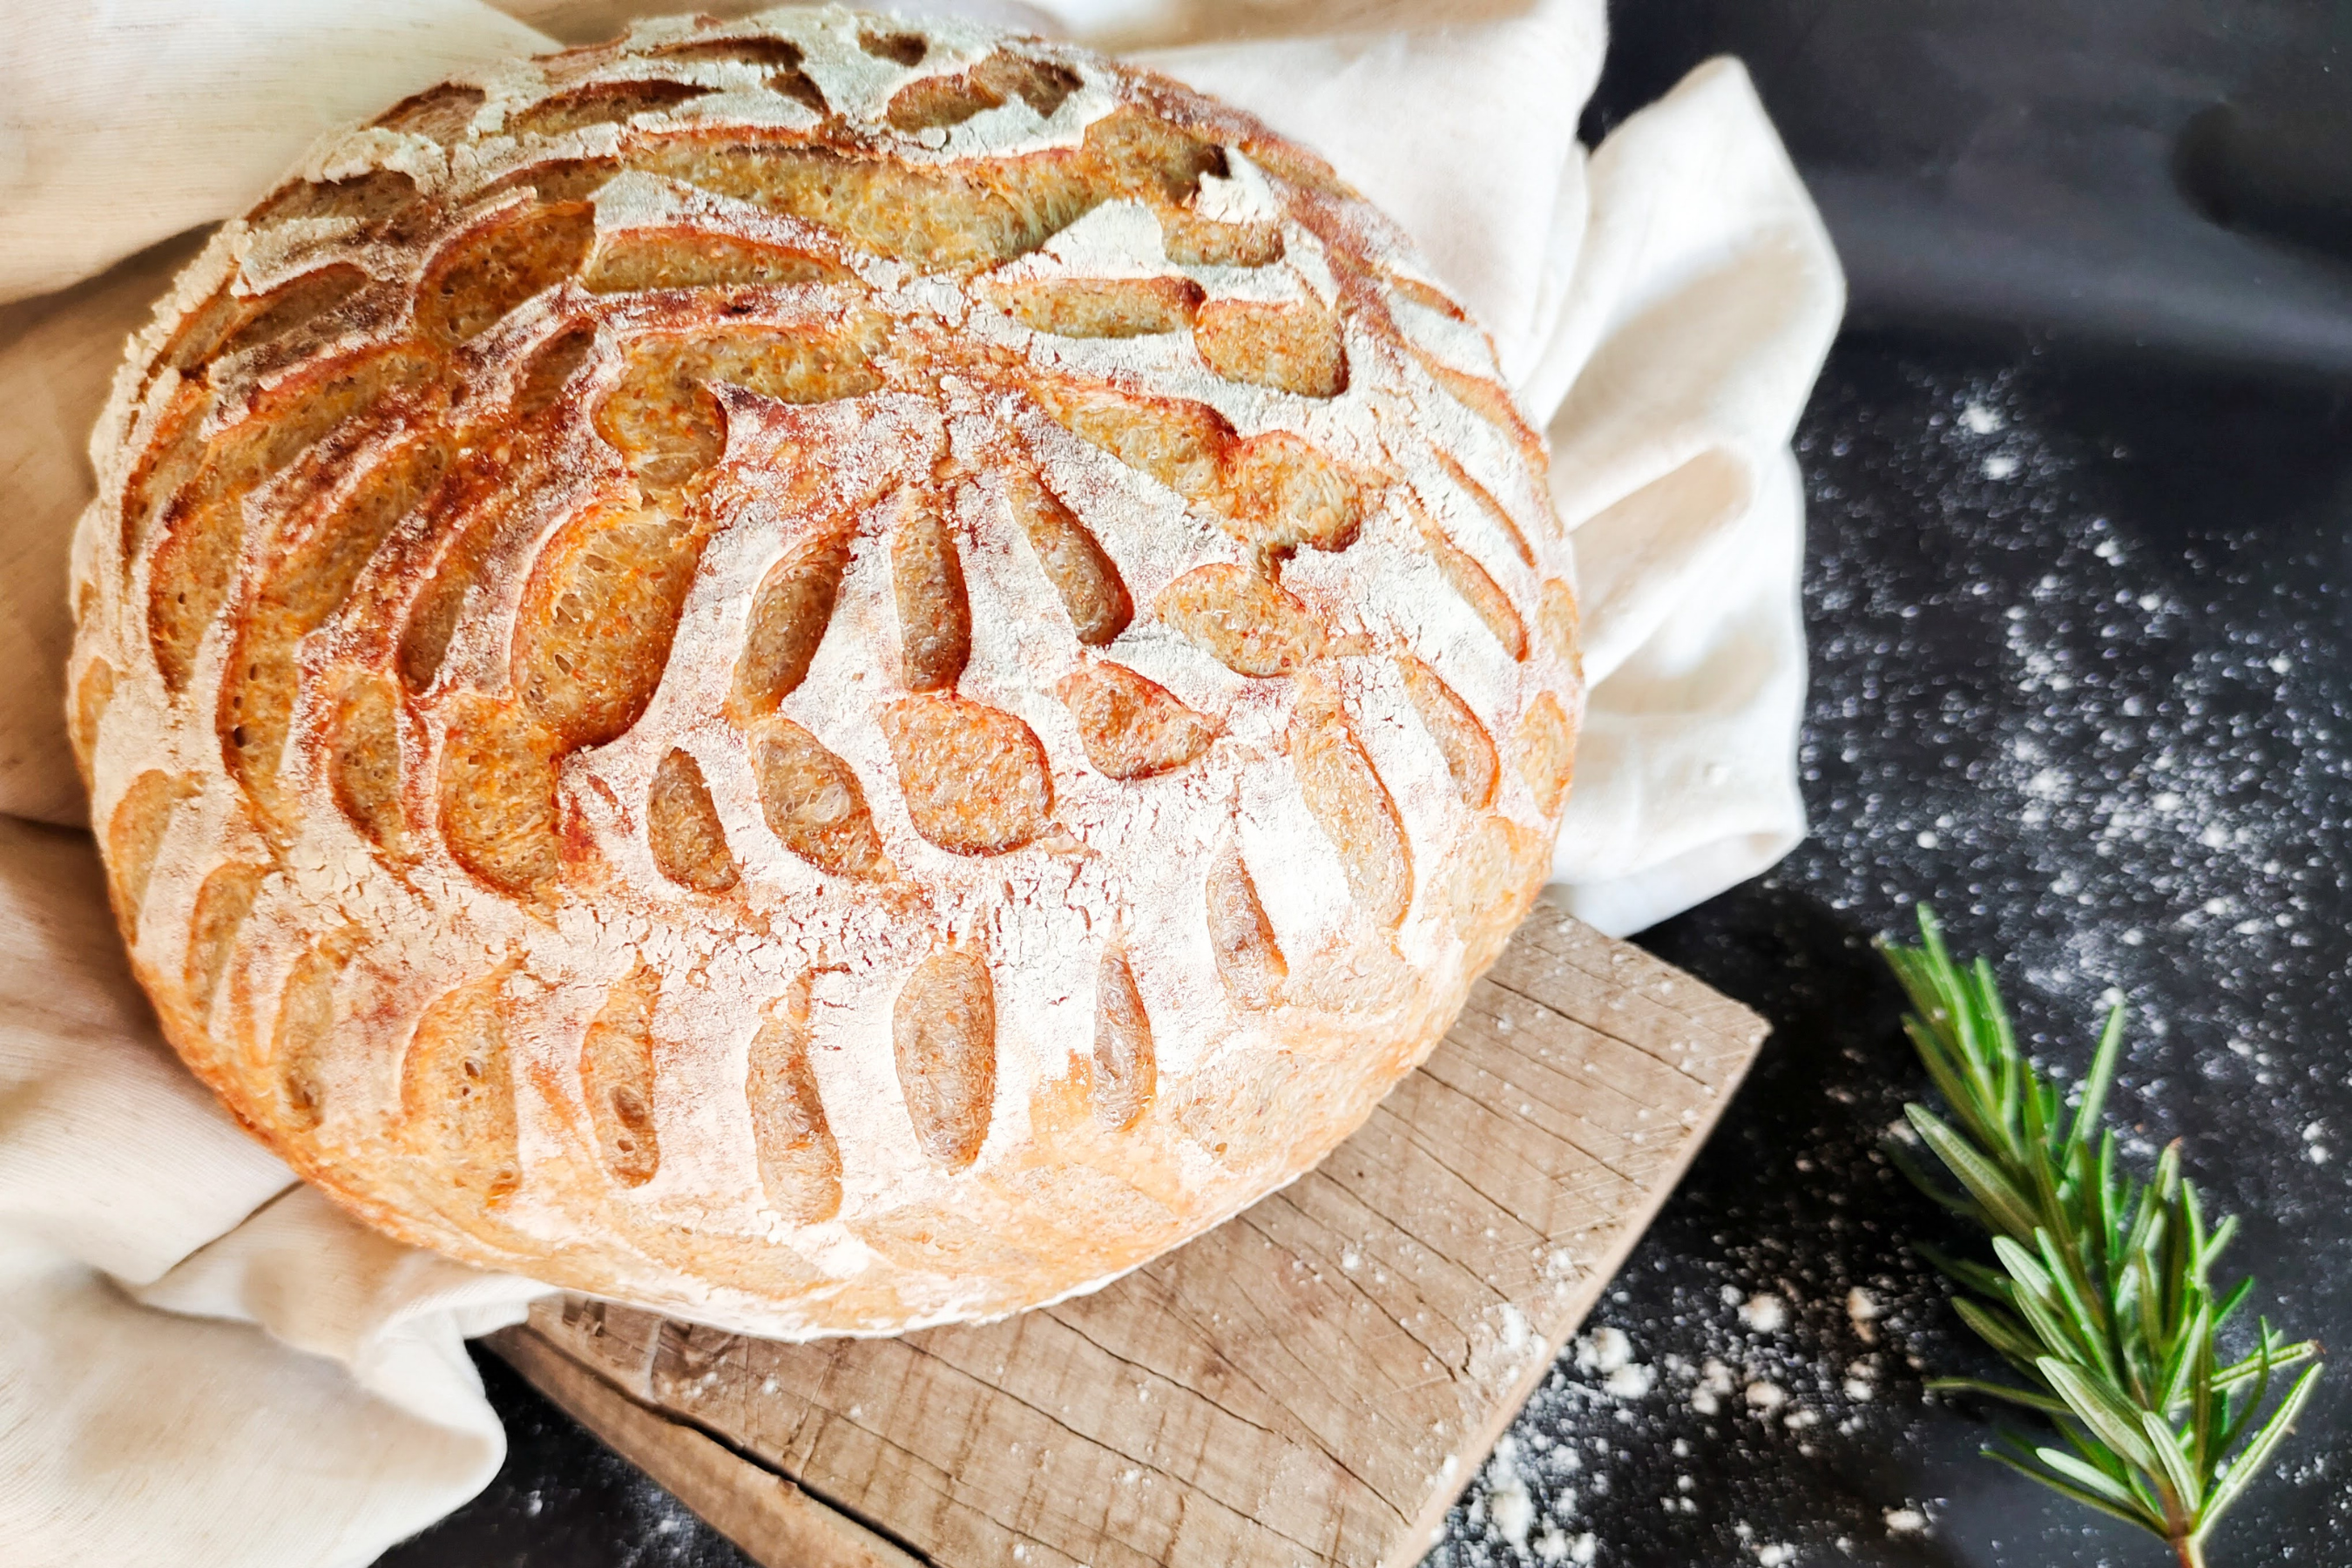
(488, 903, 1767, 1568)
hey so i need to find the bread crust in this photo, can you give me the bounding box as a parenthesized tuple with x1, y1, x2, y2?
(68, 6, 1582, 1337)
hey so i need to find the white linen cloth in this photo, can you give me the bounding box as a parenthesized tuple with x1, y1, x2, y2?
(0, 2, 1842, 1562)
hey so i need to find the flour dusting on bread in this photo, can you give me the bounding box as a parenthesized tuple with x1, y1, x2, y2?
(68, 5, 1580, 1337)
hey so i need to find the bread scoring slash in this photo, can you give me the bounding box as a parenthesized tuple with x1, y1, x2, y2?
(67, 6, 1583, 1337)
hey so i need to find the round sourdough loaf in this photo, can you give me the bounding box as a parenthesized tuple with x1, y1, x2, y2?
(68, 7, 1582, 1336)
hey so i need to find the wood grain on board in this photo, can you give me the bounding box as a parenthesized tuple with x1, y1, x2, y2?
(490, 903, 1769, 1568)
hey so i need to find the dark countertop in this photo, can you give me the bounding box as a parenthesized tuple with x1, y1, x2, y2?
(379, 5, 2352, 1565)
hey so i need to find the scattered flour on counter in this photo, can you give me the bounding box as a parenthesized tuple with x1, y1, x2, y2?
(1845, 1288, 1879, 1344)
(1577, 1326, 1634, 1375)
(1428, 1235, 1950, 1567)
(1485, 1438, 1536, 1551)
(1602, 1362, 1654, 1401)
(1569, 1324, 1659, 1402)
(1531, 1530, 1596, 1565)
(1689, 1358, 1734, 1416)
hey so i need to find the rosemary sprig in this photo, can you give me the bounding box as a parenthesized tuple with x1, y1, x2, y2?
(1879, 906, 2322, 1568)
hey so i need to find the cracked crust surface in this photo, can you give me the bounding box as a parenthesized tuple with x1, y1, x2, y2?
(69, 5, 1582, 1337)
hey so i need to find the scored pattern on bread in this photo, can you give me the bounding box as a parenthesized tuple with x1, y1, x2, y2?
(1517, 691, 1579, 818)
(751, 715, 889, 879)
(402, 967, 524, 1209)
(892, 948, 997, 1169)
(1086, 944, 1152, 1128)
(105, 769, 194, 939)
(1090, 946, 1155, 1131)
(1054, 660, 1214, 780)
(175, 263, 375, 374)
(69, 659, 115, 785)
(325, 671, 407, 853)
(1290, 694, 1411, 929)
(582, 961, 665, 1187)
(437, 691, 564, 894)
(1419, 510, 1529, 660)
(1395, 655, 1500, 809)
(274, 929, 356, 1132)
(1037, 382, 1369, 557)
(1539, 575, 1580, 661)
(731, 525, 853, 717)
(1428, 446, 1535, 569)
(146, 347, 438, 691)
(374, 83, 487, 143)
(1193, 298, 1346, 397)
(746, 977, 843, 1223)
(879, 695, 1053, 855)
(72, 8, 1583, 1335)
(645, 746, 739, 893)
(990, 274, 1203, 339)
(1204, 840, 1287, 1008)
(1154, 563, 1326, 677)
(1004, 470, 1132, 644)
(886, 488, 972, 691)
(886, 51, 1083, 132)
(223, 430, 457, 831)
(184, 859, 265, 1016)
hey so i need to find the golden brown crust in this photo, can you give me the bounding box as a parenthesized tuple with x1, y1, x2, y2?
(70, 7, 1582, 1337)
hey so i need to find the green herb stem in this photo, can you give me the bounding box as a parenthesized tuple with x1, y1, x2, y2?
(1882, 906, 2322, 1564)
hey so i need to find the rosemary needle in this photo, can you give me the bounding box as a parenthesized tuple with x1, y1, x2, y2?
(1879, 906, 2322, 1568)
